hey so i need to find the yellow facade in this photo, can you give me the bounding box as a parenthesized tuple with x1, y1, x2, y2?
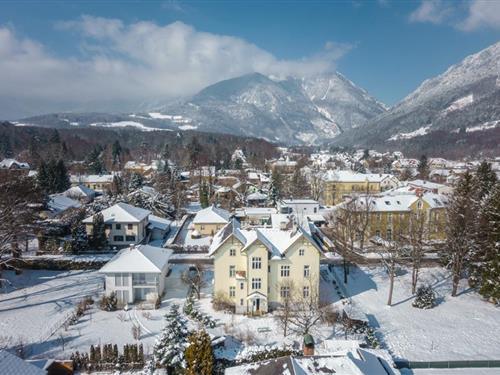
(323, 180, 382, 206)
(194, 223, 227, 236)
(212, 233, 321, 314)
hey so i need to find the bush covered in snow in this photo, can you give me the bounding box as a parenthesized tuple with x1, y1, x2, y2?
(99, 292, 118, 311)
(184, 293, 217, 328)
(412, 285, 436, 309)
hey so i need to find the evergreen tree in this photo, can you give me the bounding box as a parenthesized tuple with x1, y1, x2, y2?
(199, 181, 209, 208)
(55, 159, 70, 192)
(185, 329, 213, 375)
(417, 155, 429, 179)
(87, 147, 104, 174)
(91, 212, 107, 250)
(37, 161, 50, 192)
(476, 184, 500, 303)
(445, 171, 478, 297)
(475, 161, 497, 200)
(0, 135, 13, 158)
(111, 140, 122, 166)
(152, 304, 189, 371)
(129, 172, 144, 191)
(50, 129, 61, 144)
(268, 169, 283, 206)
(68, 222, 89, 254)
(188, 137, 202, 169)
(412, 285, 436, 309)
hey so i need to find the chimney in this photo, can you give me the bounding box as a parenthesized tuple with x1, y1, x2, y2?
(303, 334, 315, 356)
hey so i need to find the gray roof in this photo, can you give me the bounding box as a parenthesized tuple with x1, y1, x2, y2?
(0, 350, 46, 375)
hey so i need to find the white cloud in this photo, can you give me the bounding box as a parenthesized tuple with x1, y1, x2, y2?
(409, 0, 500, 31)
(0, 17, 352, 118)
(459, 0, 500, 31)
(409, 0, 453, 24)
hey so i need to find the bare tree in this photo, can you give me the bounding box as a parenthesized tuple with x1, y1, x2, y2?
(181, 261, 207, 300)
(274, 277, 333, 336)
(377, 233, 407, 306)
(309, 169, 324, 202)
(407, 210, 431, 294)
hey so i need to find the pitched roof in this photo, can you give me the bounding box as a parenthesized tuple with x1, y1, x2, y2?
(209, 218, 323, 259)
(0, 159, 30, 169)
(64, 184, 96, 198)
(100, 245, 173, 273)
(0, 350, 46, 375)
(83, 202, 151, 223)
(193, 205, 231, 224)
(322, 170, 392, 183)
(47, 194, 82, 213)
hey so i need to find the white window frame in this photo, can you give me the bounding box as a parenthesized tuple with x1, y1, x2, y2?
(304, 265, 310, 278)
(229, 265, 235, 278)
(252, 257, 262, 269)
(251, 278, 261, 290)
(229, 286, 235, 297)
(299, 248, 305, 256)
(280, 265, 290, 277)
(303, 286, 310, 298)
(229, 248, 236, 256)
(280, 286, 290, 298)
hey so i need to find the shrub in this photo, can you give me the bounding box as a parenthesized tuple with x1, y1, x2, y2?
(100, 292, 118, 311)
(412, 285, 436, 309)
(212, 291, 235, 312)
(154, 296, 161, 309)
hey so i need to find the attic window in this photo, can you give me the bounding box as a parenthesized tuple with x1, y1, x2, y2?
(396, 200, 401, 205)
(385, 201, 391, 205)
(433, 198, 441, 205)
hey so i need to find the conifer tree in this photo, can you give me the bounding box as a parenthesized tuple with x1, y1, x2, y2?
(129, 172, 144, 191)
(417, 154, 429, 179)
(185, 329, 213, 375)
(475, 161, 498, 200)
(445, 171, 478, 296)
(269, 169, 283, 206)
(152, 304, 189, 371)
(199, 181, 209, 208)
(91, 212, 107, 250)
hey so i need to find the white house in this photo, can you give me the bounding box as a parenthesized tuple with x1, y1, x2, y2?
(64, 184, 97, 202)
(278, 199, 320, 217)
(100, 244, 173, 305)
(83, 202, 151, 247)
(46, 194, 82, 218)
(0, 158, 30, 170)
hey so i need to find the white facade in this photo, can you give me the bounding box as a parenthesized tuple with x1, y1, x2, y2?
(278, 199, 320, 217)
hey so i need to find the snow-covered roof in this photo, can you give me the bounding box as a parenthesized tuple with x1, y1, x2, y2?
(225, 349, 388, 375)
(193, 205, 231, 224)
(0, 350, 46, 375)
(48, 194, 81, 213)
(100, 245, 173, 273)
(246, 192, 268, 201)
(64, 184, 96, 198)
(0, 158, 30, 169)
(70, 174, 114, 183)
(322, 170, 393, 183)
(83, 202, 151, 223)
(408, 179, 447, 191)
(209, 218, 323, 259)
(148, 214, 172, 231)
(281, 199, 319, 205)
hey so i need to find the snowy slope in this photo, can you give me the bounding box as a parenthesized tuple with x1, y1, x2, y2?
(333, 41, 500, 154)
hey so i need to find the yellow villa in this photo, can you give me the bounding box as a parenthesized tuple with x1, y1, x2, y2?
(338, 192, 448, 242)
(192, 205, 231, 236)
(321, 170, 399, 206)
(209, 219, 324, 314)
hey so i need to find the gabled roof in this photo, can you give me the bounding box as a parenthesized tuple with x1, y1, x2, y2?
(0, 350, 46, 375)
(83, 202, 151, 224)
(64, 184, 96, 198)
(193, 205, 231, 224)
(100, 245, 173, 273)
(70, 174, 114, 183)
(148, 214, 172, 231)
(48, 194, 82, 213)
(0, 158, 30, 169)
(322, 170, 393, 183)
(209, 218, 323, 259)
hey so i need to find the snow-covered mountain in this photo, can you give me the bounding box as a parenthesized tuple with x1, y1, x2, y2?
(334, 41, 500, 154)
(17, 72, 386, 145)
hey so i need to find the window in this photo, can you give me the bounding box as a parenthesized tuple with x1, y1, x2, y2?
(252, 257, 262, 269)
(417, 201, 423, 210)
(115, 274, 122, 287)
(115, 223, 121, 230)
(388, 213, 392, 223)
(280, 265, 290, 277)
(128, 224, 133, 230)
(229, 286, 235, 297)
(299, 249, 305, 256)
(229, 248, 236, 256)
(303, 286, 310, 298)
(386, 229, 392, 241)
(125, 235, 136, 242)
(229, 265, 235, 278)
(304, 265, 310, 278)
(251, 278, 261, 290)
(240, 282, 244, 290)
(113, 235, 124, 242)
(377, 213, 382, 221)
(105, 224, 112, 230)
(240, 299, 244, 306)
(280, 286, 290, 298)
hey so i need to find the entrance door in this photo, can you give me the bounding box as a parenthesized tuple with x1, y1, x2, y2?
(253, 298, 260, 311)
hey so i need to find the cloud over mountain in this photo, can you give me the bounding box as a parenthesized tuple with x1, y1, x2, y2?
(0, 17, 351, 119)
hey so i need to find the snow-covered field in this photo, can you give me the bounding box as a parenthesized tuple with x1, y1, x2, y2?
(336, 266, 500, 361)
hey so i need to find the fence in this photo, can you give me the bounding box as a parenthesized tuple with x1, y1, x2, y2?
(395, 360, 500, 369)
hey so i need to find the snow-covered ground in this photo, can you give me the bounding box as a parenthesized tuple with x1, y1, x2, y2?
(336, 266, 500, 361)
(0, 270, 103, 357)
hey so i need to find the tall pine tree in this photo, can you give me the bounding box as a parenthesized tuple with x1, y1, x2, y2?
(445, 171, 478, 296)
(91, 212, 107, 250)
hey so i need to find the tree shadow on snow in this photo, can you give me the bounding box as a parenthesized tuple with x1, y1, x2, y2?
(339, 265, 378, 298)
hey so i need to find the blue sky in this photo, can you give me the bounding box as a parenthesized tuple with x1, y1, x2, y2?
(0, 0, 499, 117)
